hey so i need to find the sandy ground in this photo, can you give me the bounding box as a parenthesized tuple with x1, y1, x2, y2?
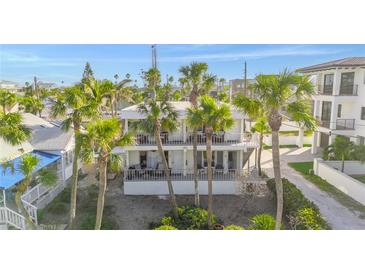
(105, 178, 275, 229)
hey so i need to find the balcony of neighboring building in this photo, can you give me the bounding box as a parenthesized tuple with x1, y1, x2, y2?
(316, 116, 355, 130)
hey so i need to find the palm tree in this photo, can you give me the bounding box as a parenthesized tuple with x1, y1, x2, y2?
(135, 68, 179, 217)
(80, 118, 134, 229)
(0, 90, 17, 113)
(0, 112, 31, 145)
(179, 62, 216, 207)
(106, 77, 133, 116)
(51, 84, 98, 227)
(323, 136, 355, 172)
(15, 153, 57, 229)
(186, 95, 234, 227)
(18, 96, 44, 117)
(233, 70, 317, 229)
(251, 117, 270, 176)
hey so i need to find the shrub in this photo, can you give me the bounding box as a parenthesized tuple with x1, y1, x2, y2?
(153, 206, 217, 230)
(224, 225, 244, 230)
(267, 178, 330, 230)
(154, 225, 178, 230)
(296, 207, 325, 230)
(47, 202, 67, 214)
(249, 214, 276, 230)
(56, 187, 71, 203)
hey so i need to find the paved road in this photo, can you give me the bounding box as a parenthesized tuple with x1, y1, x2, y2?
(251, 147, 365, 229)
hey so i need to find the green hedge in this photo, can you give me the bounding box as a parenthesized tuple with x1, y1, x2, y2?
(267, 178, 330, 230)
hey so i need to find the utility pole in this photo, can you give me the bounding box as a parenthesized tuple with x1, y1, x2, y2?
(243, 61, 247, 96)
(152, 44, 157, 69)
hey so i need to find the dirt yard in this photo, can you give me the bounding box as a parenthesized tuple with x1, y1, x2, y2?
(40, 175, 276, 230)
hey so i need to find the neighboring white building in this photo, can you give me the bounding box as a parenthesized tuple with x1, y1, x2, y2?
(297, 57, 365, 153)
(119, 101, 259, 195)
(0, 80, 21, 92)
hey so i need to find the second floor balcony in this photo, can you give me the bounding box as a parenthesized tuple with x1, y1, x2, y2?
(315, 84, 358, 96)
(135, 132, 252, 146)
(316, 117, 355, 130)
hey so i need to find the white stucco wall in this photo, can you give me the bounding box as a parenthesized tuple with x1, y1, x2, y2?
(313, 158, 365, 205)
(124, 180, 239, 195)
(321, 160, 365, 175)
(263, 135, 312, 146)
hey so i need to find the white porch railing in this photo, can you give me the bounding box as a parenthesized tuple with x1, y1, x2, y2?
(125, 168, 248, 181)
(20, 178, 69, 227)
(0, 207, 26, 230)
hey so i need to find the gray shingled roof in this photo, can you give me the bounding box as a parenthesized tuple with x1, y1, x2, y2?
(29, 126, 74, 151)
(297, 57, 365, 72)
(21, 113, 74, 151)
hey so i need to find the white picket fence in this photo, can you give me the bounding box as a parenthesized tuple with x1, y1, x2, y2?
(0, 207, 26, 230)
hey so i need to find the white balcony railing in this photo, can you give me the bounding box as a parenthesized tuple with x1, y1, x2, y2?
(135, 132, 251, 145)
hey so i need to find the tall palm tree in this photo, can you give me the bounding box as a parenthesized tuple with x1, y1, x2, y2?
(0, 90, 17, 113)
(250, 117, 270, 176)
(80, 118, 134, 229)
(233, 70, 317, 229)
(186, 95, 234, 227)
(51, 84, 98, 227)
(179, 62, 216, 207)
(0, 112, 31, 145)
(135, 68, 179, 217)
(15, 153, 57, 229)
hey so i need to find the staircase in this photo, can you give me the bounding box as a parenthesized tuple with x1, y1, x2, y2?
(0, 207, 26, 230)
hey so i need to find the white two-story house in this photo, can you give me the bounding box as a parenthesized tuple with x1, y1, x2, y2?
(119, 101, 259, 195)
(297, 57, 365, 154)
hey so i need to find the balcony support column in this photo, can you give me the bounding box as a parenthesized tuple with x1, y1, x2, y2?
(330, 101, 337, 130)
(240, 119, 245, 142)
(311, 131, 318, 154)
(182, 120, 186, 142)
(223, 151, 228, 174)
(183, 149, 187, 176)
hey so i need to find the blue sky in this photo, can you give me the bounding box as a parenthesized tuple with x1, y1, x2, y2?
(1, 44, 365, 86)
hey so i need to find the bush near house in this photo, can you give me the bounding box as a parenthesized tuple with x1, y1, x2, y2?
(152, 206, 218, 230)
(248, 214, 277, 230)
(224, 225, 245, 230)
(154, 225, 178, 230)
(267, 178, 330, 230)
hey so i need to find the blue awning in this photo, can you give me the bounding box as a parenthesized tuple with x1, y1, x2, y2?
(0, 151, 61, 190)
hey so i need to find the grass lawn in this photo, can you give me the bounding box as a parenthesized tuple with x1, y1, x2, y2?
(288, 162, 365, 218)
(351, 175, 365, 184)
(279, 130, 313, 137)
(263, 144, 311, 150)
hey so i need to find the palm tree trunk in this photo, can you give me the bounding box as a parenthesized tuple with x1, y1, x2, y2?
(341, 155, 345, 173)
(15, 181, 37, 229)
(69, 128, 80, 228)
(155, 129, 178, 218)
(258, 132, 263, 176)
(271, 130, 283, 230)
(190, 90, 200, 207)
(95, 157, 107, 230)
(193, 129, 199, 207)
(206, 128, 214, 228)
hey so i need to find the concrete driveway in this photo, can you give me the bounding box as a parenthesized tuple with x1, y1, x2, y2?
(252, 147, 365, 229)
